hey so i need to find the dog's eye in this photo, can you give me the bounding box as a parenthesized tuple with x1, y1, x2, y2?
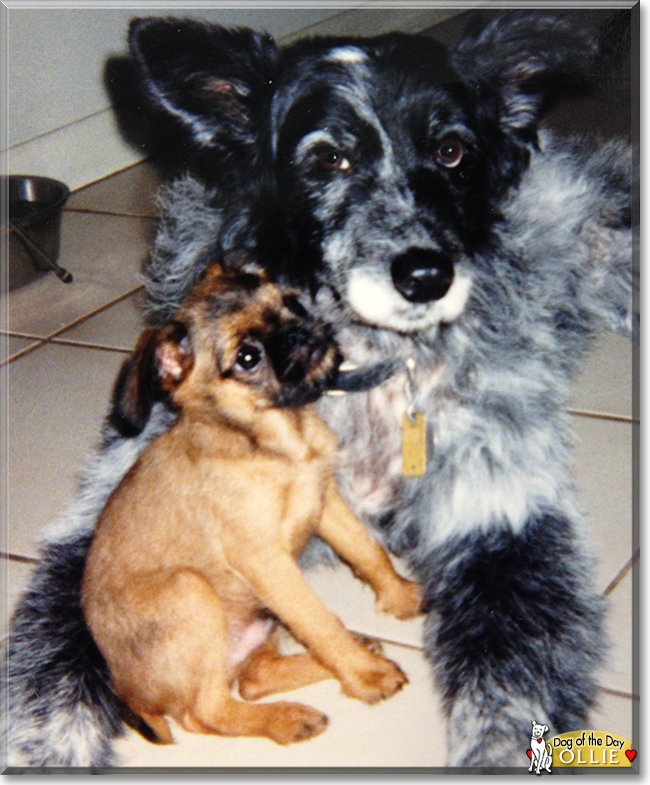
(236, 344, 262, 371)
(437, 140, 463, 168)
(317, 148, 350, 171)
(283, 294, 308, 318)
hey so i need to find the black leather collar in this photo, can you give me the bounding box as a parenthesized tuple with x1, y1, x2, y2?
(329, 359, 399, 393)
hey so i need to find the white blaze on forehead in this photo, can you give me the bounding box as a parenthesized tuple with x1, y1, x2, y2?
(326, 46, 368, 64)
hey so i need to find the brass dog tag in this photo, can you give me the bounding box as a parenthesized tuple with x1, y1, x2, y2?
(402, 413, 427, 477)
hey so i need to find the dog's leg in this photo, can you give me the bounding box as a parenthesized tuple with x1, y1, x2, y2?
(238, 634, 333, 700)
(418, 514, 604, 767)
(93, 569, 327, 745)
(318, 482, 422, 620)
(226, 547, 408, 704)
(184, 695, 329, 745)
(239, 632, 385, 700)
(545, 746, 553, 772)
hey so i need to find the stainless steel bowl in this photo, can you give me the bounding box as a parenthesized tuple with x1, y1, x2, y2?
(3, 175, 71, 290)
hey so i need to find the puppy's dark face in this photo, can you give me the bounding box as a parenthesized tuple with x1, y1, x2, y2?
(112, 262, 340, 435)
(178, 263, 341, 409)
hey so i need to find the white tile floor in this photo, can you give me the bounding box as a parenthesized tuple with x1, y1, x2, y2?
(2, 160, 638, 770)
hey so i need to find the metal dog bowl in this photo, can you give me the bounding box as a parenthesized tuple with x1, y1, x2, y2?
(3, 175, 73, 290)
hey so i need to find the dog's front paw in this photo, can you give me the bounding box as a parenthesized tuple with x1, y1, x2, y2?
(376, 578, 423, 620)
(340, 655, 408, 704)
(267, 702, 329, 744)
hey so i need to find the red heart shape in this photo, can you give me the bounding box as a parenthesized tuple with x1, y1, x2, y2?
(626, 750, 637, 762)
(527, 750, 532, 759)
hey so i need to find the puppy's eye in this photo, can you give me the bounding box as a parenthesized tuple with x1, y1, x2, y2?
(318, 148, 350, 171)
(437, 140, 463, 168)
(236, 344, 262, 371)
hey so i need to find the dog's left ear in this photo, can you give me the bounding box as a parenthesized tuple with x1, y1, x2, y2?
(452, 14, 596, 143)
(110, 321, 193, 436)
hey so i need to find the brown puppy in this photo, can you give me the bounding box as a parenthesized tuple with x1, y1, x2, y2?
(81, 261, 422, 747)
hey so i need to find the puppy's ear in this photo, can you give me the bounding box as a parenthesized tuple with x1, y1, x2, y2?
(155, 325, 194, 393)
(128, 17, 279, 153)
(110, 321, 193, 436)
(453, 14, 596, 143)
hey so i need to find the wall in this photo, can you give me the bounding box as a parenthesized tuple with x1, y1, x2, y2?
(2, 5, 460, 191)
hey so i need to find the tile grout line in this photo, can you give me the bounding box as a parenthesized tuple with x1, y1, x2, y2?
(599, 686, 639, 702)
(44, 284, 145, 342)
(1, 285, 145, 367)
(48, 339, 133, 354)
(1, 552, 40, 565)
(603, 550, 639, 598)
(569, 409, 637, 425)
(349, 630, 424, 653)
(1, 340, 47, 367)
(64, 207, 157, 220)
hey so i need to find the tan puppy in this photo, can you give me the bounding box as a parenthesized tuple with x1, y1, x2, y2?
(81, 261, 422, 747)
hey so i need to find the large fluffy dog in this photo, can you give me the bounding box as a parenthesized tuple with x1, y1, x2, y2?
(3, 11, 634, 770)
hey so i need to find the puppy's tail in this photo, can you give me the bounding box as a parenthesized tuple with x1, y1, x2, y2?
(2, 533, 123, 771)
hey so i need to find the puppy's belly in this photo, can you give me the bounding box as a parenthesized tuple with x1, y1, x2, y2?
(225, 615, 276, 675)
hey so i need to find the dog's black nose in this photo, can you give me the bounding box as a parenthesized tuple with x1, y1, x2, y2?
(390, 249, 454, 303)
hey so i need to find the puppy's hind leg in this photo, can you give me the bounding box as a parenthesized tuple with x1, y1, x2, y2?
(228, 547, 408, 705)
(98, 570, 327, 745)
(239, 633, 334, 701)
(239, 631, 385, 701)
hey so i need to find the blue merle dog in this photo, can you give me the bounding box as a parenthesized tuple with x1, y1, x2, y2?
(2, 11, 635, 770)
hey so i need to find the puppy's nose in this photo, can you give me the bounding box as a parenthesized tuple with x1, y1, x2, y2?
(390, 248, 454, 303)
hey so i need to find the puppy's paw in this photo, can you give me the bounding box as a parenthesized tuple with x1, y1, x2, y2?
(267, 702, 328, 744)
(341, 655, 408, 704)
(376, 578, 423, 620)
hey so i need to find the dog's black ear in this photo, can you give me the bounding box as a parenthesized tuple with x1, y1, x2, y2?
(110, 321, 192, 436)
(128, 17, 279, 154)
(452, 14, 596, 143)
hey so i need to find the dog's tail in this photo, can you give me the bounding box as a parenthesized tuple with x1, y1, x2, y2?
(2, 533, 123, 770)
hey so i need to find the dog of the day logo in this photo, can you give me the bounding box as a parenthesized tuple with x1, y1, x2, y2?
(527, 724, 636, 772)
(527, 721, 553, 774)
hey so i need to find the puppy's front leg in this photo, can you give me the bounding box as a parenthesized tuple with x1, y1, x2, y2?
(227, 546, 407, 705)
(319, 481, 422, 620)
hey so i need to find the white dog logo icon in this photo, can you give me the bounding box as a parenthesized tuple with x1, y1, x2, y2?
(529, 720, 553, 774)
